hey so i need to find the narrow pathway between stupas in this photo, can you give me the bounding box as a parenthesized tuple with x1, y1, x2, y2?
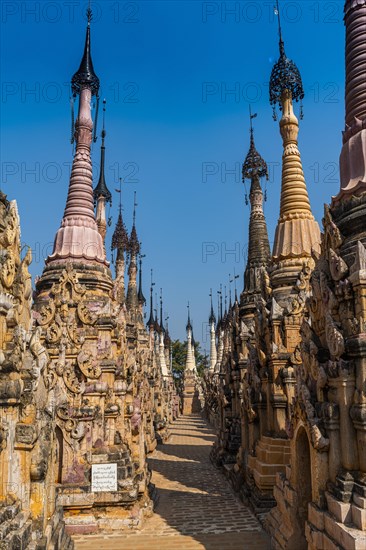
(73, 415, 270, 550)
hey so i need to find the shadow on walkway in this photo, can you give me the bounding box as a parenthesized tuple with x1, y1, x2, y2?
(147, 414, 271, 549)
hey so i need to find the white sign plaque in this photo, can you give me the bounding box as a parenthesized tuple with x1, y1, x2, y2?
(91, 463, 117, 492)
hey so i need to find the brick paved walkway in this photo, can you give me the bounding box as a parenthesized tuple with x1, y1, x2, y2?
(73, 415, 270, 549)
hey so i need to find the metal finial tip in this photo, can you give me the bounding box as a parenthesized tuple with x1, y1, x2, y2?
(242, 113, 268, 181)
(86, 7, 92, 24)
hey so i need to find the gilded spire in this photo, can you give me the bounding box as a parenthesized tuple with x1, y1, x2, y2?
(270, 6, 320, 289)
(270, 0, 304, 121)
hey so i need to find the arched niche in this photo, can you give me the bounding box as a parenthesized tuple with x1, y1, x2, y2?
(294, 425, 312, 548)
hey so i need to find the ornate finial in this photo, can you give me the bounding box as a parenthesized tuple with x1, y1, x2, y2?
(164, 314, 171, 347)
(93, 99, 112, 205)
(71, 7, 99, 96)
(217, 291, 221, 325)
(242, 109, 269, 181)
(111, 180, 128, 255)
(270, 0, 304, 119)
(118, 178, 122, 212)
(233, 269, 239, 302)
(133, 191, 137, 225)
(154, 293, 161, 332)
(129, 192, 140, 256)
(209, 289, 216, 325)
(102, 98, 106, 138)
(219, 284, 223, 319)
(274, 0, 284, 54)
(228, 274, 232, 303)
(86, 0, 92, 25)
(138, 252, 146, 305)
(147, 269, 155, 327)
(160, 288, 164, 330)
(186, 302, 192, 331)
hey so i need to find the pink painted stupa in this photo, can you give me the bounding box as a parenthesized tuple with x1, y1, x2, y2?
(47, 7, 108, 267)
(334, 0, 366, 203)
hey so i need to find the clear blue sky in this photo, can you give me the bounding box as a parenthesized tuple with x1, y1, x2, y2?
(1, 1, 345, 348)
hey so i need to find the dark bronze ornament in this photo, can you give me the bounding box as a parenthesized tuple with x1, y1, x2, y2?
(94, 100, 112, 205)
(269, 1, 304, 120)
(242, 113, 268, 182)
(71, 8, 100, 96)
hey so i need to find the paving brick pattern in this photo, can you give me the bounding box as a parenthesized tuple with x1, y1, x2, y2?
(73, 415, 270, 549)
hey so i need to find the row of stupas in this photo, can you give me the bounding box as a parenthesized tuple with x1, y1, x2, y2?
(0, 8, 178, 548)
(203, 1, 366, 548)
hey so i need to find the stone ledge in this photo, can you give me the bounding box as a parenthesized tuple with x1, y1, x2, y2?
(325, 491, 352, 524)
(351, 504, 366, 530)
(324, 511, 366, 550)
(353, 493, 366, 509)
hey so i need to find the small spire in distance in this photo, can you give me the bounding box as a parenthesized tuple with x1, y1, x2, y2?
(138, 253, 146, 305)
(186, 302, 192, 331)
(242, 108, 268, 182)
(209, 288, 216, 325)
(147, 269, 155, 327)
(94, 99, 112, 205)
(129, 191, 140, 256)
(111, 179, 129, 255)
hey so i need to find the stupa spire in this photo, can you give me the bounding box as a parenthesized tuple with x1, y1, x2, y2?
(47, 7, 106, 266)
(160, 289, 164, 332)
(94, 99, 112, 247)
(111, 180, 128, 302)
(185, 303, 196, 373)
(270, 4, 320, 290)
(209, 288, 216, 325)
(241, 111, 271, 300)
(138, 254, 146, 307)
(147, 269, 155, 329)
(126, 192, 140, 312)
(158, 289, 168, 376)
